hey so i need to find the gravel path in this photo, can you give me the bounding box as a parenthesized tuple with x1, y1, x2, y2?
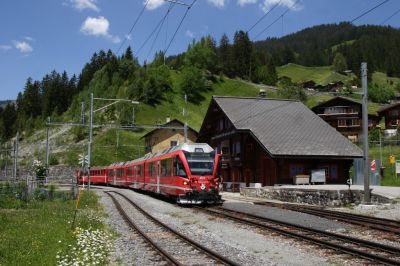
(222, 202, 349, 232)
(97, 187, 338, 265)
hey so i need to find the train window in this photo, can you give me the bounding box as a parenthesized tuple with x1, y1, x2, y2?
(126, 167, 132, 176)
(148, 163, 154, 177)
(117, 168, 123, 177)
(137, 165, 143, 177)
(175, 156, 187, 177)
(161, 159, 172, 177)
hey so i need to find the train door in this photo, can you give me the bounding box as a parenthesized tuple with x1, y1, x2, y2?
(157, 161, 161, 193)
(133, 166, 137, 189)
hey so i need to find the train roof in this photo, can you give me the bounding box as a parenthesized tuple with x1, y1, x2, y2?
(130, 143, 214, 164)
(104, 143, 214, 168)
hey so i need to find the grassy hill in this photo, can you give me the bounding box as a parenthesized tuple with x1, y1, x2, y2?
(17, 66, 398, 169)
(277, 63, 353, 85)
(19, 76, 265, 167)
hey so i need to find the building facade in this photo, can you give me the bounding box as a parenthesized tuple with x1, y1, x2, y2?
(198, 96, 362, 190)
(311, 97, 380, 142)
(142, 119, 198, 154)
(378, 102, 400, 129)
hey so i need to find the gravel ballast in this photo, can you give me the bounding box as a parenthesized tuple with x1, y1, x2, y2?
(96, 187, 343, 265)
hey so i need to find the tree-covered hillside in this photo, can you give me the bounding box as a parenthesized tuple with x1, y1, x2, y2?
(1, 23, 400, 150)
(254, 22, 400, 77)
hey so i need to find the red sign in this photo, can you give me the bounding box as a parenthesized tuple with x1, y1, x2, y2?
(371, 160, 376, 172)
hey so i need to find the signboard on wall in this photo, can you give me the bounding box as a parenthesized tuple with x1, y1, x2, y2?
(311, 169, 326, 183)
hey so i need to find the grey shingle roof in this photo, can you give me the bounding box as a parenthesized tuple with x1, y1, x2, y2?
(213, 96, 362, 158)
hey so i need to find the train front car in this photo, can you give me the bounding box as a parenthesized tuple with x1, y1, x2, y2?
(177, 143, 222, 205)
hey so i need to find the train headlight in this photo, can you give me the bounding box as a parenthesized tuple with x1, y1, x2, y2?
(183, 181, 188, 185)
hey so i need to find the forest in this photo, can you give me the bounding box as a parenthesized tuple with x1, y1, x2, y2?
(1, 22, 400, 143)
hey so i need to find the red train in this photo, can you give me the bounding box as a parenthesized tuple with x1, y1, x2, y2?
(77, 143, 222, 204)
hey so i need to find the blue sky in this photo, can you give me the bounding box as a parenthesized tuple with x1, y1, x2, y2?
(1, 0, 399, 100)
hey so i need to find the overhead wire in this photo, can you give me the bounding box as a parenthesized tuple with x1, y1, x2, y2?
(380, 7, 400, 25)
(136, 4, 176, 56)
(247, 0, 282, 33)
(146, 2, 176, 60)
(117, 0, 150, 55)
(350, 0, 390, 23)
(253, 0, 300, 41)
(163, 0, 197, 56)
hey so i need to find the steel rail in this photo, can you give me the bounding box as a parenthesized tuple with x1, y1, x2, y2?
(112, 191, 239, 266)
(197, 207, 400, 266)
(255, 201, 400, 234)
(105, 191, 182, 266)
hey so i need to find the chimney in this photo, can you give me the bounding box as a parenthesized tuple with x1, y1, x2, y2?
(259, 89, 266, 98)
(166, 116, 171, 123)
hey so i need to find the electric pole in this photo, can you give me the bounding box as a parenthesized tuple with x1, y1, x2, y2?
(45, 117, 50, 169)
(361, 62, 371, 204)
(88, 93, 94, 190)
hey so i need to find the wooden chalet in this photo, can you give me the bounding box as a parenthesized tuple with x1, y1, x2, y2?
(311, 97, 380, 142)
(378, 102, 400, 130)
(198, 96, 362, 190)
(142, 119, 198, 154)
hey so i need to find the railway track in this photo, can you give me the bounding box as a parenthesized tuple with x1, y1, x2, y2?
(196, 206, 400, 265)
(222, 194, 400, 234)
(255, 201, 400, 235)
(105, 191, 239, 266)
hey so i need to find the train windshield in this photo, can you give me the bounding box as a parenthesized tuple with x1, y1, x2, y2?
(184, 151, 215, 176)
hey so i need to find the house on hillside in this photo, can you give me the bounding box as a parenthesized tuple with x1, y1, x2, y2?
(378, 102, 400, 136)
(197, 96, 362, 190)
(311, 96, 380, 142)
(142, 118, 198, 154)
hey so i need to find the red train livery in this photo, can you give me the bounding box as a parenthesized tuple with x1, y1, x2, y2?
(77, 143, 222, 204)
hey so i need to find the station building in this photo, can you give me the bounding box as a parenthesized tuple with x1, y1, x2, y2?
(197, 96, 363, 190)
(142, 118, 198, 154)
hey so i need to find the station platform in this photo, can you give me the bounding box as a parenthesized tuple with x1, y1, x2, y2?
(275, 185, 400, 200)
(229, 184, 400, 206)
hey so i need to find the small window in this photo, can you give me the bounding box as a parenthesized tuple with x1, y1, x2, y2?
(338, 119, 346, 127)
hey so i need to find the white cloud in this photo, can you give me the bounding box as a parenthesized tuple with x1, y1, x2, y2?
(238, 0, 257, 6)
(261, 0, 302, 13)
(70, 0, 100, 11)
(13, 41, 33, 53)
(185, 30, 195, 38)
(146, 0, 165, 10)
(24, 36, 34, 41)
(0, 45, 12, 51)
(208, 0, 226, 8)
(80, 16, 121, 43)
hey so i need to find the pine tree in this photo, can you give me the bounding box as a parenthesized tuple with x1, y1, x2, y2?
(232, 30, 252, 79)
(218, 34, 232, 76)
(332, 52, 347, 73)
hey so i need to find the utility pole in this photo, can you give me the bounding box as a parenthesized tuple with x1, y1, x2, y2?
(361, 62, 371, 204)
(88, 93, 94, 190)
(5, 143, 8, 178)
(45, 117, 50, 169)
(81, 102, 85, 125)
(13, 132, 19, 180)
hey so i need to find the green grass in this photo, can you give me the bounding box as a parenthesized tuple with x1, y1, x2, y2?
(0, 190, 108, 266)
(372, 72, 400, 90)
(277, 63, 353, 86)
(369, 144, 400, 186)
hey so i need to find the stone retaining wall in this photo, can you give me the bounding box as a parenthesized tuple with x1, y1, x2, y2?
(240, 187, 391, 206)
(0, 166, 76, 183)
